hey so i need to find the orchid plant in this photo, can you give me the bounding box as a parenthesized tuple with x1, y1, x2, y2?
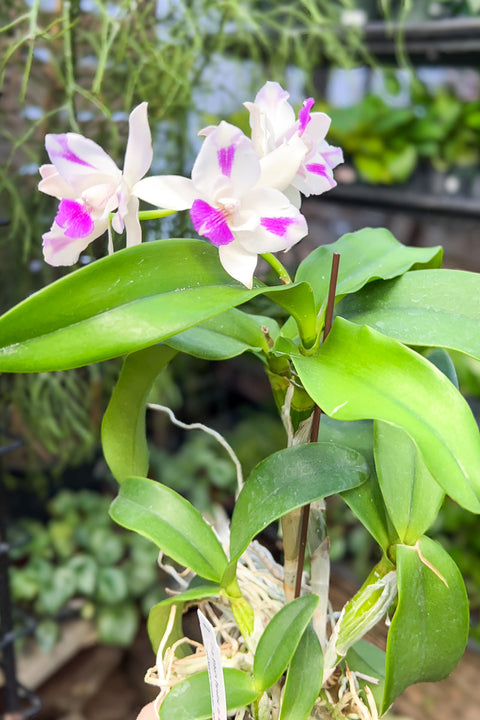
(2, 80, 480, 720)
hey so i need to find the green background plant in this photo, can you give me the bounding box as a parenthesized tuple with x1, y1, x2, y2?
(8, 488, 165, 650)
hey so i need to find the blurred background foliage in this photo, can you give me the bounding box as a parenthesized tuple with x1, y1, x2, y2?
(0, 0, 368, 487)
(2, 0, 480, 651)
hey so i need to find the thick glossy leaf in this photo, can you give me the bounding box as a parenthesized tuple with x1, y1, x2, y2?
(253, 594, 319, 692)
(341, 476, 396, 552)
(295, 228, 442, 309)
(110, 477, 228, 582)
(339, 269, 480, 361)
(148, 583, 221, 654)
(345, 640, 386, 711)
(291, 318, 480, 513)
(166, 308, 279, 360)
(0, 238, 316, 371)
(318, 416, 375, 470)
(382, 536, 469, 712)
(102, 345, 176, 484)
(374, 422, 444, 544)
(159, 668, 258, 720)
(425, 348, 459, 389)
(279, 623, 323, 720)
(317, 417, 395, 551)
(228, 442, 369, 569)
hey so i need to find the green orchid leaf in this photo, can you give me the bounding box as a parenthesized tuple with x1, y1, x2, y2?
(341, 475, 396, 552)
(148, 583, 221, 654)
(344, 639, 386, 711)
(253, 594, 319, 692)
(159, 668, 258, 720)
(292, 318, 480, 513)
(374, 422, 444, 544)
(166, 308, 279, 360)
(0, 238, 315, 372)
(425, 348, 459, 389)
(102, 345, 177, 484)
(317, 416, 375, 470)
(110, 477, 228, 582)
(382, 536, 469, 713)
(279, 623, 323, 720)
(316, 416, 395, 551)
(227, 442, 369, 572)
(295, 228, 442, 309)
(339, 269, 480, 361)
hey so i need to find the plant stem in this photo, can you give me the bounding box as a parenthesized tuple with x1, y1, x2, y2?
(138, 209, 177, 222)
(294, 252, 340, 599)
(62, 0, 80, 133)
(109, 209, 177, 223)
(260, 253, 292, 285)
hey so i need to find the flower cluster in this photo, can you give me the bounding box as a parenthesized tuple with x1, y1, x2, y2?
(39, 103, 152, 266)
(39, 82, 342, 287)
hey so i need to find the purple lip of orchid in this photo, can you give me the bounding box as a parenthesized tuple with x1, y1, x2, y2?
(190, 199, 234, 247)
(55, 199, 94, 238)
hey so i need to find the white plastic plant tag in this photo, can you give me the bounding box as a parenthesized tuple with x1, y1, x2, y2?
(197, 609, 227, 720)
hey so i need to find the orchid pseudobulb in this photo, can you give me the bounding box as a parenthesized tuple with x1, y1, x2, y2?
(39, 103, 152, 266)
(133, 121, 308, 288)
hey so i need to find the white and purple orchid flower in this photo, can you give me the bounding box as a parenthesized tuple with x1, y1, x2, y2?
(244, 81, 343, 206)
(133, 121, 308, 288)
(39, 102, 152, 266)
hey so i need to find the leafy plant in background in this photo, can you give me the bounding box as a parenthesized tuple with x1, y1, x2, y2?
(0, 0, 367, 262)
(0, 0, 369, 481)
(0, 362, 120, 476)
(2, 75, 480, 720)
(8, 489, 164, 650)
(324, 82, 480, 184)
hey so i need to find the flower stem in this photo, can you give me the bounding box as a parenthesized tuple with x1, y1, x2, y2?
(260, 253, 292, 285)
(109, 209, 177, 224)
(138, 209, 177, 221)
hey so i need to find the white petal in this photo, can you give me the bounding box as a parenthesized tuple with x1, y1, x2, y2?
(303, 112, 331, 142)
(244, 102, 269, 156)
(294, 149, 338, 197)
(133, 175, 197, 210)
(252, 81, 296, 141)
(45, 133, 120, 194)
(283, 185, 302, 209)
(198, 124, 217, 137)
(218, 242, 258, 289)
(258, 135, 307, 191)
(38, 165, 77, 200)
(42, 219, 107, 266)
(320, 141, 344, 170)
(82, 181, 119, 213)
(236, 187, 307, 253)
(192, 121, 260, 200)
(124, 196, 142, 246)
(123, 102, 153, 186)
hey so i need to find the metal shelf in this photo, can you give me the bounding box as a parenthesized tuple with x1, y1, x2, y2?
(326, 182, 480, 219)
(364, 17, 480, 64)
